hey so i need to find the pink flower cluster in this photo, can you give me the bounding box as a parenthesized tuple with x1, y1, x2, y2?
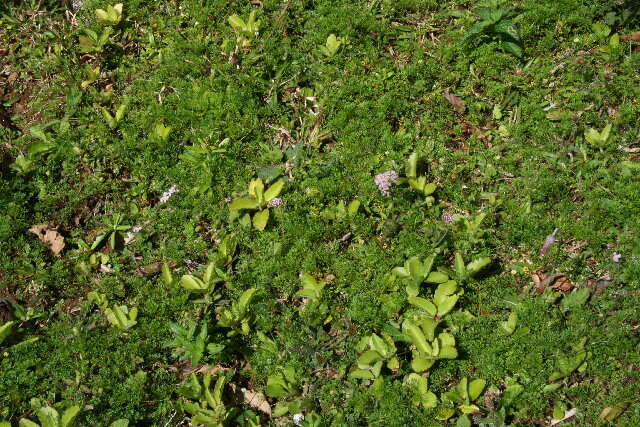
(374, 170, 398, 197)
(267, 197, 283, 208)
(159, 185, 179, 204)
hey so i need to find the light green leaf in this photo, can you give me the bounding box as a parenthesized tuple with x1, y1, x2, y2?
(468, 379, 486, 401)
(229, 197, 259, 211)
(500, 312, 518, 335)
(403, 319, 432, 356)
(0, 321, 14, 346)
(357, 350, 382, 368)
(19, 420, 40, 427)
(411, 356, 435, 373)
(422, 183, 436, 196)
(61, 406, 80, 427)
(180, 275, 207, 291)
(228, 15, 246, 30)
(347, 200, 360, 216)
(109, 420, 129, 427)
(437, 295, 459, 316)
(407, 296, 437, 315)
(37, 407, 59, 427)
(426, 271, 448, 284)
(252, 209, 269, 231)
(264, 180, 284, 202)
(349, 369, 375, 379)
(456, 414, 472, 427)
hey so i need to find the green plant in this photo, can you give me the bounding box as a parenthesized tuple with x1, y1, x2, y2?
(179, 140, 227, 194)
(178, 373, 230, 427)
(95, 3, 123, 26)
(0, 321, 14, 346)
(402, 316, 458, 373)
(78, 27, 113, 53)
(215, 288, 257, 337)
(265, 366, 299, 398)
(228, 11, 261, 48)
(404, 153, 437, 201)
(320, 199, 360, 221)
(464, 0, 523, 57)
(452, 252, 491, 283)
(543, 338, 590, 392)
(349, 333, 399, 379)
(392, 254, 441, 297)
(318, 34, 346, 58)
(18, 404, 80, 427)
(584, 123, 613, 149)
(180, 262, 227, 295)
(104, 304, 138, 330)
(229, 178, 284, 231)
(404, 373, 438, 409)
(166, 321, 224, 367)
(99, 103, 128, 129)
(439, 377, 487, 425)
(406, 279, 463, 318)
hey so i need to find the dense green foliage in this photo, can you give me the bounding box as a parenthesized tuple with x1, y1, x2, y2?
(1, 0, 639, 425)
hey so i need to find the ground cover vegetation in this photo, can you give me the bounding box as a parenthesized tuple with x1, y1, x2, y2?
(1, 0, 639, 425)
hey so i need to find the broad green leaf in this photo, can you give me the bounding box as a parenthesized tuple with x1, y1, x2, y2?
(454, 252, 466, 279)
(180, 275, 207, 291)
(229, 197, 259, 211)
(19, 420, 40, 427)
(456, 414, 472, 427)
(600, 123, 612, 142)
(422, 182, 436, 196)
(266, 376, 290, 398)
(407, 257, 426, 280)
(252, 209, 269, 231)
(407, 296, 437, 315)
(438, 346, 458, 359)
(248, 178, 264, 202)
(0, 321, 14, 346)
(467, 257, 491, 275)
(61, 405, 80, 427)
(347, 200, 360, 216)
(500, 312, 517, 335)
(369, 334, 389, 358)
(434, 280, 458, 305)
(109, 420, 130, 427)
(435, 407, 456, 421)
(36, 406, 59, 427)
(325, 34, 341, 55)
(114, 104, 127, 122)
(406, 153, 418, 178)
(411, 356, 435, 373)
(237, 288, 256, 311)
(426, 271, 448, 284)
(264, 180, 284, 202)
(443, 390, 464, 404)
(161, 262, 173, 285)
(357, 350, 382, 368)
(403, 319, 432, 356)
(437, 295, 459, 316)
(560, 288, 591, 311)
(420, 317, 438, 341)
(468, 379, 486, 401)
(392, 266, 410, 278)
(228, 15, 246, 30)
(349, 369, 374, 379)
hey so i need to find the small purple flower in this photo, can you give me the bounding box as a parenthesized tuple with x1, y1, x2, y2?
(612, 253, 622, 262)
(539, 228, 558, 256)
(267, 197, 283, 208)
(374, 170, 398, 197)
(159, 185, 179, 204)
(442, 211, 455, 225)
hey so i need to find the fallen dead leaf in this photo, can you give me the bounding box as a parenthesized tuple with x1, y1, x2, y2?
(443, 91, 465, 114)
(531, 271, 565, 294)
(229, 383, 271, 416)
(28, 223, 65, 256)
(551, 276, 575, 292)
(599, 402, 629, 422)
(586, 275, 613, 297)
(621, 32, 640, 42)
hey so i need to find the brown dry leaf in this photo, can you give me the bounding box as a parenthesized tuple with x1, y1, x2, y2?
(313, 367, 342, 380)
(28, 223, 65, 256)
(531, 271, 565, 294)
(621, 32, 640, 42)
(586, 275, 613, 297)
(551, 276, 575, 292)
(229, 383, 272, 416)
(443, 91, 465, 114)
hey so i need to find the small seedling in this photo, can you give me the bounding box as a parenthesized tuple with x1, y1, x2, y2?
(350, 333, 399, 380)
(104, 304, 138, 330)
(229, 178, 284, 231)
(440, 377, 487, 425)
(228, 10, 261, 48)
(178, 373, 230, 426)
(0, 321, 14, 346)
(18, 404, 80, 427)
(318, 34, 345, 58)
(95, 3, 123, 26)
(584, 123, 612, 149)
(180, 262, 227, 294)
(216, 288, 257, 337)
(266, 366, 299, 398)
